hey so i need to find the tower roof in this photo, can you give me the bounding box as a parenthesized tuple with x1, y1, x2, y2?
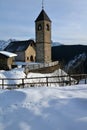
(35, 9, 51, 22)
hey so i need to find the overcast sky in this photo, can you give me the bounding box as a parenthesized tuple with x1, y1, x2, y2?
(0, 0, 87, 45)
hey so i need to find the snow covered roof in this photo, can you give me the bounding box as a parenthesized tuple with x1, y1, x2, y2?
(0, 51, 17, 57)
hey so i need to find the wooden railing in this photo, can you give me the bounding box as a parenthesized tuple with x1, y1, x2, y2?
(24, 61, 59, 74)
(24, 61, 59, 71)
(0, 74, 87, 89)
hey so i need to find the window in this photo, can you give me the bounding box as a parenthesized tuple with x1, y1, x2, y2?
(27, 57, 29, 61)
(30, 43, 32, 46)
(46, 24, 50, 31)
(38, 24, 42, 31)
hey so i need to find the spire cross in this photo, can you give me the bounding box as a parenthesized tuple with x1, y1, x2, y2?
(42, 0, 44, 9)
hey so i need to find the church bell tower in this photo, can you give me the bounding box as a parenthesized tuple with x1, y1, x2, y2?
(35, 8, 52, 63)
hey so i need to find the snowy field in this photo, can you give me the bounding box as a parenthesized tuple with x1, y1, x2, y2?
(0, 85, 87, 130)
(0, 67, 87, 130)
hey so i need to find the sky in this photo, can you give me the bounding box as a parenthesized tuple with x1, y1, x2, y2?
(0, 0, 87, 45)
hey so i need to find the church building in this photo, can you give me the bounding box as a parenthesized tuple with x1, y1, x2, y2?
(4, 8, 52, 64)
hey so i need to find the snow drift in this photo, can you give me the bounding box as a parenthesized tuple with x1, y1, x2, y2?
(0, 85, 87, 130)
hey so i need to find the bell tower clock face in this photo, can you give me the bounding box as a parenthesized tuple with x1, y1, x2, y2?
(38, 24, 42, 31)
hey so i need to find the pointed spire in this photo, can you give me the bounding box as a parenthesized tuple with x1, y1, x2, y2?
(35, 0, 51, 22)
(42, 0, 44, 9)
(35, 9, 51, 22)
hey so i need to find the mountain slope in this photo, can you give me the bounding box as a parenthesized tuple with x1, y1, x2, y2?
(52, 42, 62, 47)
(0, 39, 16, 50)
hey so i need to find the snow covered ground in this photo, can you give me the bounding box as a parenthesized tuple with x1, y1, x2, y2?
(0, 67, 87, 130)
(0, 85, 87, 130)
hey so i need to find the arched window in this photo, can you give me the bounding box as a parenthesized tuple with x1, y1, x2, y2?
(27, 57, 29, 61)
(38, 24, 42, 31)
(30, 55, 34, 61)
(46, 24, 50, 31)
(30, 43, 32, 46)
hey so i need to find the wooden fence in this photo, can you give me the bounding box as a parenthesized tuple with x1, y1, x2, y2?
(0, 74, 87, 89)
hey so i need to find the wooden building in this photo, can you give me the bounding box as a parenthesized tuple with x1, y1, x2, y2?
(0, 51, 17, 70)
(4, 40, 36, 62)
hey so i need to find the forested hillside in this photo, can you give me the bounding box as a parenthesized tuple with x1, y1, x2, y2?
(52, 45, 87, 74)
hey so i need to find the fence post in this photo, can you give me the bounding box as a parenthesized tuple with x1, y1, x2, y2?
(46, 77, 48, 87)
(22, 79, 24, 88)
(85, 75, 86, 84)
(2, 79, 4, 89)
(69, 75, 71, 85)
